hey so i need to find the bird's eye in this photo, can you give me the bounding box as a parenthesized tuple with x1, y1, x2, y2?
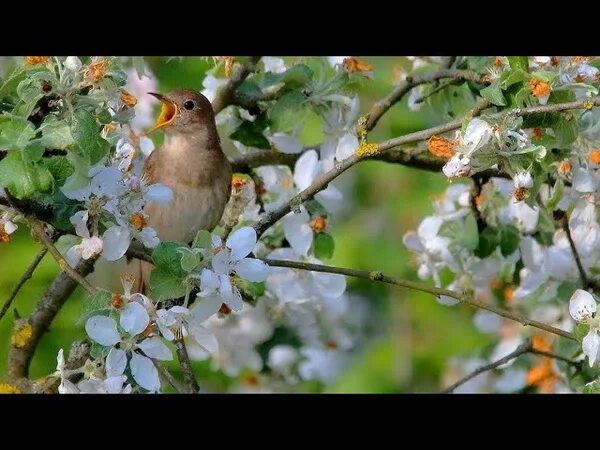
(183, 100, 195, 110)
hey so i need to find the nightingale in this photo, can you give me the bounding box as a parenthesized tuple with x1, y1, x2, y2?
(138, 89, 232, 291)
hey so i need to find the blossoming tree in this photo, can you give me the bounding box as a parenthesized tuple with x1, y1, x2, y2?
(1, 56, 599, 393)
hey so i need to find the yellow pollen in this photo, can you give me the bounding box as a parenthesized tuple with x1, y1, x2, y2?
(503, 285, 515, 303)
(129, 213, 147, 231)
(0, 223, 11, 244)
(219, 56, 236, 77)
(85, 59, 109, 83)
(529, 79, 551, 98)
(120, 90, 138, 108)
(25, 56, 49, 65)
(427, 136, 455, 160)
(111, 294, 125, 309)
(231, 175, 248, 193)
(558, 160, 572, 175)
(309, 216, 327, 232)
(590, 150, 600, 165)
(583, 100, 595, 110)
(343, 57, 373, 74)
(0, 383, 20, 394)
(11, 323, 33, 348)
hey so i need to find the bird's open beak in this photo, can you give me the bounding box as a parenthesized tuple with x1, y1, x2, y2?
(147, 92, 179, 133)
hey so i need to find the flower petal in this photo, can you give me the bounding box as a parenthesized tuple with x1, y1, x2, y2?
(130, 353, 161, 392)
(226, 226, 257, 260)
(235, 258, 270, 282)
(269, 132, 303, 154)
(106, 347, 127, 377)
(220, 275, 243, 311)
(583, 330, 600, 367)
(336, 132, 358, 160)
(283, 209, 312, 256)
(187, 323, 219, 354)
(120, 301, 150, 336)
(101, 226, 131, 261)
(85, 316, 120, 346)
(145, 184, 173, 204)
(191, 294, 222, 322)
(137, 337, 173, 361)
(569, 289, 597, 322)
(293, 150, 319, 190)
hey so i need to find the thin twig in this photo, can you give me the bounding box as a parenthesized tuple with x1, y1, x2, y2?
(153, 359, 183, 393)
(529, 348, 581, 367)
(561, 214, 589, 288)
(366, 68, 488, 131)
(174, 338, 199, 393)
(442, 341, 533, 393)
(212, 56, 262, 114)
(414, 79, 457, 104)
(261, 258, 576, 341)
(0, 247, 47, 322)
(26, 216, 97, 294)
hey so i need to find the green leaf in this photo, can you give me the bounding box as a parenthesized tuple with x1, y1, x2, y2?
(178, 247, 201, 273)
(0, 151, 53, 198)
(237, 278, 265, 297)
(268, 91, 309, 133)
(575, 322, 590, 342)
(261, 64, 313, 91)
(0, 115, 36, 149)
(583, 380, 600, 394)
(149, 267, 187, 301)
(38, 116, 75, 149)
(305, 199, 328, 217)
(547, 178, 565, 213)
(461, 215, 479, 251)
(507, 57, 530, 72)
(479, 82, 507, 106)
(22, 141, 44, 163)
(474, 226, 500, 258)
(229, 115, 271, 149)
(151, 241, 188, 277)
(131, 57, 148, 79)
(79, 289, 113, 324)
(500, 68, 529, 89)
(236, 79, 263, 100)
(0, 66, 27, 100)
(192, 229, 212, 249)
(280, 64, 313, 89)
(500, 225, 520, 257)
(549, 89, 576, 104)
(314, 232, 335, 259)
(554, 115, 579, 148)
(71, 108, 110, 164)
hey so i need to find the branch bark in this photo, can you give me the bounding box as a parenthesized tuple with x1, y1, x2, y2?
(211, 56, 262, 115)
(6, 257, 97, 382)
(174, 338, 199, 393)
(261, 258, 576, 341)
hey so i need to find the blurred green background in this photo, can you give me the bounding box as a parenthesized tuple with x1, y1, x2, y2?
(0, 57, 492, 392)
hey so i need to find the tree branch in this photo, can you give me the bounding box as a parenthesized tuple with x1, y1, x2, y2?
(261, 258, 576, 341)
(174, 338, 199, 393)
(26, 216, 98, 295)
(6, 257, 97, 381)
(0, 247, 47, 322)
(365, 68, 488, 131)
(442, 340, 533, 393)
(211, 56, 262, 115)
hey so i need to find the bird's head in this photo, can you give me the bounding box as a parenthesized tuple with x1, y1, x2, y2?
(147, 89, 215, 135)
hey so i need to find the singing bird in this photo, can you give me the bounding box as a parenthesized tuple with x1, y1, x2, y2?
(138, 90, 232, 290)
